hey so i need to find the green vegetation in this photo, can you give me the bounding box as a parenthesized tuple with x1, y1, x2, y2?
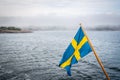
(0, 26, 32, 33)
(0, 26, 21, 31)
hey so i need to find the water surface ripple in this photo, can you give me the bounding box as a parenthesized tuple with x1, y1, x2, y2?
(0, 31, 120, 80)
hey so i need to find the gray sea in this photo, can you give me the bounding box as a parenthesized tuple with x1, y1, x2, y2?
(0, 30, 120, 80)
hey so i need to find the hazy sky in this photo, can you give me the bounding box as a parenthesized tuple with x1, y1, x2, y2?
(0, 0, 120, 28)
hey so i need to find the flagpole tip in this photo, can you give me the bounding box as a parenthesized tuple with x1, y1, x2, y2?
(79, 23, 81, 26)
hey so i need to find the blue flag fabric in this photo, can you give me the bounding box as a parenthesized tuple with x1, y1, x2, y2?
(59, 27, 92, 76)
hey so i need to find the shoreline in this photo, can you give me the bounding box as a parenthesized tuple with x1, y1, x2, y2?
(0, 30, 32, 33)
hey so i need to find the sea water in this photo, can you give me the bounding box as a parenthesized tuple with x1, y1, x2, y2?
(0, 30, 120, 80)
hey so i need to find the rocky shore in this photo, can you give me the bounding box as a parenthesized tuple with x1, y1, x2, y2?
(0, 30, 32, 33)
(0, 26, 32, 33)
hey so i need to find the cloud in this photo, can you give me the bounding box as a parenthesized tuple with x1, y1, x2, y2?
(0, 0, 120, 17)
(0, 0, 120, 26)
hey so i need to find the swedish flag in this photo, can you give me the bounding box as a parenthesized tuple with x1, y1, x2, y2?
(59, 27, 92, 76)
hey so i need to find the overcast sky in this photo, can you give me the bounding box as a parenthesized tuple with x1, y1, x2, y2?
(0, 0, 120, 28)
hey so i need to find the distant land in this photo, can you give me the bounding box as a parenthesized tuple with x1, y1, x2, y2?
(0, 26, 32, 33)
(0, 25, 120, 32)
(25, 25, 120, 31)
(87, 25, 120, 31)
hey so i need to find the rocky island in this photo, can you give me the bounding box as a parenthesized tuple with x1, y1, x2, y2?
(0, 26, 32, 33)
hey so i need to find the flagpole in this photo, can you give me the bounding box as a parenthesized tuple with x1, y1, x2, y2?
(80, 23, 110, 80)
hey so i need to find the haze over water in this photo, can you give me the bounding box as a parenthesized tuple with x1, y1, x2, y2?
(0, 30, 120, 80)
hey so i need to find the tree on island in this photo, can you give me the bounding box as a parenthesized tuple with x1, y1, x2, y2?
(0, 26, 21, 31)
